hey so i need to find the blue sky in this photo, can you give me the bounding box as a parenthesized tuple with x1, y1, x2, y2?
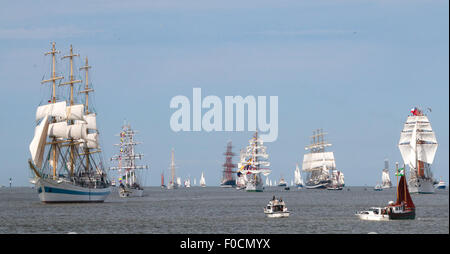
(0, 0, 448, 187)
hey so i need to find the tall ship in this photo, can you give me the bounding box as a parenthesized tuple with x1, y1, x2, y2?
(28, 43, 111, 203)
(294, 164, 304, 188)
(110, 123, 148, 198)
(237, 131, 271, 192)
(221, 141, 237, 188)
(167, 149, 179, 190)
(382, 159, 393, 189)
(398, 107, 438, 194)
(302, 129, 339, 189)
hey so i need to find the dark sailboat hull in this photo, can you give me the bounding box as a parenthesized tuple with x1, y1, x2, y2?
(389, 211, 416, 220)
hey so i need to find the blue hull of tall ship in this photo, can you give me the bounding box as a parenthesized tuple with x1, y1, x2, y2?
(305, 181, 330, 189)
(221, 180, 236, 188)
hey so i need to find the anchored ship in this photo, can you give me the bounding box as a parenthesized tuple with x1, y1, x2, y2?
(398, 107, 438, 194)
(221, 141, 237, 188)
(28, 43, 111, 203)
(110, 123, 148, 198)
(302, 129, 339, 189)
(237, 131, 271, 192)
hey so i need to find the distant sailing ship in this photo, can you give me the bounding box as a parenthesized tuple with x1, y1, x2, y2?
(328, 170, 344, 190)
(294, 164, 304, 189)
(110, 123, 148, 198)
(398, 107, 438, 194)
(200, 172, 206, 187)
(235, 149, 247, 190)
(221, 141, 237, 188)
(277, 175, 287, 187)
(382, 159, 392, 189)
(302, 129, 342, 189)
(167, 149, 179, 190)
(237, 131, 271, 192)
(161, 172, 166, 189)
(28, 43, 111, 203)
(184, 177, 191, 188)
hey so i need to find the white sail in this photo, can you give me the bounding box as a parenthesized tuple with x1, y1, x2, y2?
(177, 177, 182, 186)
(67, 123, 87, 140)
(76, 113, 97, 130)
(47, 121, 68, 139)
(29, 115, 50, 168)
(302, 152, 336, 172)
(86, 133, 99, 149)
(200, 172, 206, 186)
(294, 164, 304, 186)
(66, 104, 85, 121)
(36, 101, 67, 121)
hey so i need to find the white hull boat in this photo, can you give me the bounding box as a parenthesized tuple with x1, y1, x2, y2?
(356, 208, 389, 221)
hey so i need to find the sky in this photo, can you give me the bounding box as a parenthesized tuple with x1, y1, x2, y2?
(0, 0, 448, 187)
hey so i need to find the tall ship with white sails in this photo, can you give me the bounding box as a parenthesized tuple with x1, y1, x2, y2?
(28, 43, 111, 203)
(237, 131, 271, 192)
(398, 107, 438, 194)
(302, 129, 342, 189)
(110, 123, 148, 198)
(382, 159, 392, 189)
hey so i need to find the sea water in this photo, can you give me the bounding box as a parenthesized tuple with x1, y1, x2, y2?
(0, 186, 448, 234)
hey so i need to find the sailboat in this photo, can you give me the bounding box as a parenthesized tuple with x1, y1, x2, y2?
(200, 172, 206, 187)
(398, 107, 438, 194)
(382, 159, 393, 189)
(327, 170, 344, 190)
(302, 129, 338, 189)
(110, 123, 148, 198)
(294, 164, 304, 189)
(161, 172, 166, 189)
(221, 141, 237, 188)
(167, 149, 179, 190)
(237, 131, 271, 192)
(356, 173, 416, 221)
(184, 177, 191, 188)
(28, 43, 111, 203)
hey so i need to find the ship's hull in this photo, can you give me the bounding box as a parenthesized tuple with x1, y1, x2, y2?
(408, 178, 435, 194)
(356, 213, 389, 221)
(246, 182, 263, 192)
(435, 184, 446, 190)
(36, 178, 111, 203)
(305, 182, 329, 189)
(264, 212, 290, 218)
(119, 186, 144, 198)
(221, 179, 236, 188)
(389, 211, 416, 220)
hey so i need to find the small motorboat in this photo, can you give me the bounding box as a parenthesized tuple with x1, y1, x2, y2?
(356, 207, 389, 221)
(374, 184, 383, 191)
(264, 196, 290, 218)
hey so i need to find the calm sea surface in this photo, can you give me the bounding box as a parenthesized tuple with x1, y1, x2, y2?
(0, 186, 448, 234)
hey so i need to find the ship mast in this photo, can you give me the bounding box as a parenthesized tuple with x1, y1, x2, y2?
(80, 57, 93, 173)
(41, 42, 64, 179)
(61, 45, 82, 176)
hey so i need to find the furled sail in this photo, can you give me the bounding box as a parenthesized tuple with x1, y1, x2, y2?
(29, 115, 49, 169)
